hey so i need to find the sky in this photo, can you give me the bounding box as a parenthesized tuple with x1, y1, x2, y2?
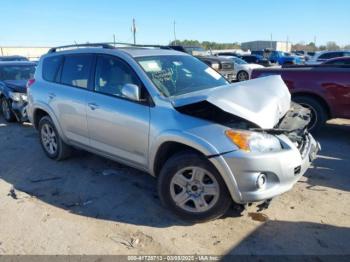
(1, 0, 349, 47)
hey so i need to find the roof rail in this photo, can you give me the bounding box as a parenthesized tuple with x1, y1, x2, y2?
(48, 42, 172, 54)
(48, 43, 115, 53)
(104, 42, 171, 49)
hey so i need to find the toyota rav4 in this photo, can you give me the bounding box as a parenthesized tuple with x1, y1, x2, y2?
(27, 43, 320, 222)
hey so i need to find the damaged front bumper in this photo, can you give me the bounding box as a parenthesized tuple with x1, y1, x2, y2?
(211, 133, 320, 204)
(219, 70, 235, 82)
(11, 100, 28, 122)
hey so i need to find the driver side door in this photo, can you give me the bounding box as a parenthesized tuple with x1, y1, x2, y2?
(86, 54, 150, 168)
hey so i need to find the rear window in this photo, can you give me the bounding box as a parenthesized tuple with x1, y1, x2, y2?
(61, 54, 93, 88)
(0, 65, 35, 80)
(43, 56, 63, 82)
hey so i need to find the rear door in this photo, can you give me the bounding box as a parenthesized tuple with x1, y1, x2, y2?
(86, 54, 150, 167)
(45, 54, 93, 146)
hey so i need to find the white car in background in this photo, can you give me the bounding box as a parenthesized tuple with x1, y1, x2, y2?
(306, 50, 350, 65)
(218, 55, 264, 81)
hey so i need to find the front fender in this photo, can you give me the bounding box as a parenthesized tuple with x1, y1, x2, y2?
(148, 130, 242, 203)
(149, 130, 222, 174)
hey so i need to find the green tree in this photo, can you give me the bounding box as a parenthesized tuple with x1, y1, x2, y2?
(169, 39, 240, 50)
(326, 41, 340, 51)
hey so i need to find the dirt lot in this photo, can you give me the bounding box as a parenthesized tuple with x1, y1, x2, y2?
(0, 116, 349, 255)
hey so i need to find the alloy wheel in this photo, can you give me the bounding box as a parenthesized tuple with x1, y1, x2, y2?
(170, 167, 220, 213)
(41, 123, 58, 155)
(238, 71, 249, 81)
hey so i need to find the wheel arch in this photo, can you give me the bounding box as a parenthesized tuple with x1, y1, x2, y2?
(152, 141, 207, 177)
(32, 104, 68, 142)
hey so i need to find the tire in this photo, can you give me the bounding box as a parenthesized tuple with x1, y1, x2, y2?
(293, 96, 328, 133)
(237, 71, 249, 82)
(38, 116, 71, 160)
(1, 98, 16, 122)
(157, 151, 232, 222)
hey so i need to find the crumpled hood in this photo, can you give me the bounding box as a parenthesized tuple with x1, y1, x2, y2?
(2, 80, 27, 93)
(172, 75, 291, 129)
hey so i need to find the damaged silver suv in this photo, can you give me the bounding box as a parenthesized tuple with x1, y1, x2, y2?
(27, 43, 320, 222)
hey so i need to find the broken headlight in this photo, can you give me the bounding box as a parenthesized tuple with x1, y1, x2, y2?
(9, 91, 27, 102)
(225, 130, 282, 153)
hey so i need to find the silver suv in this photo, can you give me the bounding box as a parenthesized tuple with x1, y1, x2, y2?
(27, 43, 320, 222)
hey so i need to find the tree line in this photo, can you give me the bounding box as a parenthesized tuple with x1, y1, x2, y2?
(169, 39, 350, 51)
(169, 40, 241, 50)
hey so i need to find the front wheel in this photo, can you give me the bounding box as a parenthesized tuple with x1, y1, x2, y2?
(38, 116, 71, 160)
(237, 71, 249, 82)
(157, 152, 232, 222)
(1, 98, 16, 122)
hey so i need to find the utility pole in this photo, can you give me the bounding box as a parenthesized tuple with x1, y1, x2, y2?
(314, 36, 317, 51)
(270, 33, 273, 49)
(173, 20, 177, 45)
(132, 18, 137, 45)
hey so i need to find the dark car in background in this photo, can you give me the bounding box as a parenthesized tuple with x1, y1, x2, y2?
(197, 56, 235, 82)
(252, 50, 302, 65)
(0, 55, 29, 62)
(240, 54, 271, 67)
(251, 64, 350, 132)
(0, 61, 36, 122)
(168, 45, 208, 56)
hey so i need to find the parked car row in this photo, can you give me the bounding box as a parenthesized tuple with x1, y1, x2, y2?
(306, 50, 350, 65)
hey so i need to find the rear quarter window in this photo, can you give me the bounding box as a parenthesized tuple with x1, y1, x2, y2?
(42, 56, 63, 82)
(61, 54, 93, 89)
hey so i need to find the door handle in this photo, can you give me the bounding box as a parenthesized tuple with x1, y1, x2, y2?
(48, 93, 56, 99)
(88, 103, 99, 110)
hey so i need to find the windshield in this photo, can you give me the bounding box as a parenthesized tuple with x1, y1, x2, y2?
(0, 65, 35, 81)
(137, 55, 229, 97)
(231, 57, 247, 64)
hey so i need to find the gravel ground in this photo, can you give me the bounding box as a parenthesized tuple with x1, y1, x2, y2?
(0, 116, 349, 255)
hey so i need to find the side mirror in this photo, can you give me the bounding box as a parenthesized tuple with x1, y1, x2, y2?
(121, 83, 140, 101)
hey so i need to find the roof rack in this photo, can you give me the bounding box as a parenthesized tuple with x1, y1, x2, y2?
(48, 42, 171, 53)
(105, 42, 172, 49)
(48, 43, 116, 53)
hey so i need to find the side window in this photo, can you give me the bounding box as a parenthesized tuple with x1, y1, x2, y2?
(94, 55, 141, 99)
(42, 55, 63, 82)
(319, 52, 343, 60)
(61, 54, 93, 88)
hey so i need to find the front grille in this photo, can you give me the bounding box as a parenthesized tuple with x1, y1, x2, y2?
(297, 134, 310, 159)
(221, 63, 233, 70)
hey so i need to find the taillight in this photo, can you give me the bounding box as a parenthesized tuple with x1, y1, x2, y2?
(26, 78, 35, 89)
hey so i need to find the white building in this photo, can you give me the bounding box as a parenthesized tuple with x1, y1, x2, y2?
(241, 41, 292, 52)
(0, 46, 51, 60)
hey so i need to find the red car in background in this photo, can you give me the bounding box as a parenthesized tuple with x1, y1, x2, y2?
(251, 60, 350, 132)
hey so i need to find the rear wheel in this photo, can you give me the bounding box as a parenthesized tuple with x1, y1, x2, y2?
(38, 116, 71, 160)
(293, 96, 328, 133)
(1, 98, 16, 122)
(237, 71, 249, 81)
(158, 152, 231, 222)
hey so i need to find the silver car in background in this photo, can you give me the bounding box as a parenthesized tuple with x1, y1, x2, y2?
(27, 44, 320, 222)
